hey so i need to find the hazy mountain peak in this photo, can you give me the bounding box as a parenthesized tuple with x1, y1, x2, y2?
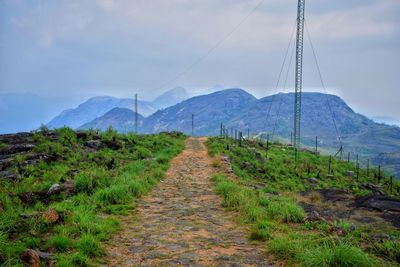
(152, 87, 190, 109)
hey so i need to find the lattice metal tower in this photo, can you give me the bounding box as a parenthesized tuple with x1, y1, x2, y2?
(293, 0, 305, 161)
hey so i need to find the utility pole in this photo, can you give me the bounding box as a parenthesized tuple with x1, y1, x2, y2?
(135, 93, 138, 134)
(293, 0, 306, 162)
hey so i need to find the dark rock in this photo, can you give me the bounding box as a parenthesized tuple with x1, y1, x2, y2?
(0, 158, 14, 171)
(76, 131, 88, 140)
(20, 249, 40, 267)
(0, 143, 35, 155)
(60, 181, 75, 195)
(0, 170, 20, 180)
(317, 189, 352, 202)
(20, 213, 33, 220)
(0, 132, 33, 145)
(308, 177, 318, 184)
(47, 184, 61, 195)
(84, 140, 103, 150)
(360, 183, 385, 195)
(354, 194, 400, 212)
(255, 151, 265, 164)
(35, 250, 54, 260)
(346, 171, 354, 177)
(18, 192, 36, 204)
(306, 211, 326, 222)
(67, 169, 78, 177)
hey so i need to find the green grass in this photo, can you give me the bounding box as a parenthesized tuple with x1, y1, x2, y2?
(0, 128, 186, 265)
(206, 137, 400, 266)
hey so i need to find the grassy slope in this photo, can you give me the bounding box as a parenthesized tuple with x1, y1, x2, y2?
(207, 137, 400, 266)
(0, 128, 185, 266)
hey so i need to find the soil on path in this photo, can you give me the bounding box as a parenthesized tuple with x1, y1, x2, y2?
(104, 137, 271, 266)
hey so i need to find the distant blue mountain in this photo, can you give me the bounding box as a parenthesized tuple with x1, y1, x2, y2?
(47, 96, 155, 129)
(152, 87, 190, 109)
(79, 107, 144, 133)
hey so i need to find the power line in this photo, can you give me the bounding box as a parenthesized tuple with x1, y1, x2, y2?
(305, 20, 342, 149)
(154, 0, 266, 91)
(261, 20, 297, 133)
(272, 35, 296, 139)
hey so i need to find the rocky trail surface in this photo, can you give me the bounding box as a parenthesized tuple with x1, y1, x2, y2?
(104, 137, 271, 266)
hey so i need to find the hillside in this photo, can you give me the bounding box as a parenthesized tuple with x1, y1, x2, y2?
(47, 96, 155, 129)
(206, 136, 400, 266)
(79, 107, 144, 133)
(142, 88, 258, 134)
(0, 129, 185, 265)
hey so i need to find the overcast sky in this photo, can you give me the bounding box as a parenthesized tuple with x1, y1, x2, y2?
(0, 0, 399, 119)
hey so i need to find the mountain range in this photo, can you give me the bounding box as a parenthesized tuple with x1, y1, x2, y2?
(74, 88, 400, 178)
(47, 87, 189, 129)
(2, 87, 399, 178)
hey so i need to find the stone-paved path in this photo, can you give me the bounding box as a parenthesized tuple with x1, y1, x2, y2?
(104, 138, 271, 266)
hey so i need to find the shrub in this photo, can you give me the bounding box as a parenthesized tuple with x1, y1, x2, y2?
(57, 252, 89, 267)
(301, 244, 375, 267)
(95, 185, 131, 207)
(77, 234, 103, 257)
(47, 235, 72, 252)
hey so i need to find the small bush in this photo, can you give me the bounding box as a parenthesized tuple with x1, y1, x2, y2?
(95, 185, 131, 207)
(269, 236, 300, 260)
(249, 227, 271, 241)
(47, 235, 72, 252)
(57, 252, 89, 267)
(301, 244, 375, 267)
(77, 234, 103, 257)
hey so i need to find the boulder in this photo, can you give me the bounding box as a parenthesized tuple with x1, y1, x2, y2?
(20, 249, 40, 267)
(0, 143, 35, 155)
(84, 140, 103, 150)
(18, 192, 36, 204)
(60, 181, 75, 195)
(306, 211, 326, 222)
(354, 194, 400, 212)
(0, 170, 20, 180)
(47, 184, 61, 195)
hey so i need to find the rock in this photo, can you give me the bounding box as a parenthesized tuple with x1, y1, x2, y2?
(0, 158, 14, 171)
(308, 177, 319, 184)
(0, 143, 35, 155)
(42, 208, 59, 223)
(47, 184, 61, 195)
(84, 140, 103, 150)
(20, 213, 33, 220)
(18, 192, 36, 204)
(354, 194, 400, 212)
(35, 250, 54, 260)
(360, 183, 385, 195)
(255, 152, 265, 164)
(221, 155, 230, 162)
(76, 131, 88, 140)
(317, 189, 352, 202)
(346, 171, 354, 177)
(0, 170, 20, 180)
(306, 211, 326, 222)
(20, 249, 40, 267)
(60, 181, 75, 195)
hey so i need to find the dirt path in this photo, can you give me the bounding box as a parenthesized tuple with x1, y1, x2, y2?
(104, 137, 271, 266)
